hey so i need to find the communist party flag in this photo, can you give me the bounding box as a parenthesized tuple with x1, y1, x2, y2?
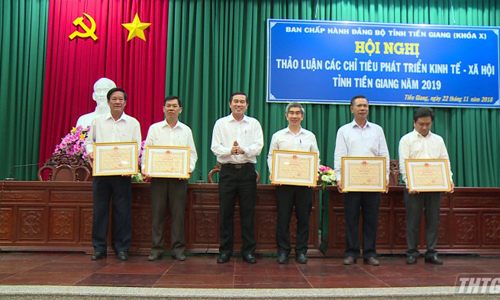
(39, 0, 168, 163)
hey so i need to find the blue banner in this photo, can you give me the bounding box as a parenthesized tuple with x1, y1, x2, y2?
(267, 19, 500, 108)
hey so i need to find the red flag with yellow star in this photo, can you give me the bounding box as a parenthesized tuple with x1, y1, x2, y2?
(39, 0, 168, 163)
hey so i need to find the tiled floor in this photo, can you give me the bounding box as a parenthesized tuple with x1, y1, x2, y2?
(0, 252, 499, 289)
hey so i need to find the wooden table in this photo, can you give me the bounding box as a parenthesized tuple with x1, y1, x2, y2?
(0, 181, 320, 256)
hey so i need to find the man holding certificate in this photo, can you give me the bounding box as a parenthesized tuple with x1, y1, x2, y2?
(211, 92, 264, 264)
(85, 87, 142, 261)
(143, 96, 198, 261)
(334, 95, 390, 266)
(267, 103, 319, 264)
(399, 107, 454, 265)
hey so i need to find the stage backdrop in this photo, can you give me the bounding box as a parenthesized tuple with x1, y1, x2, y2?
(165, 0, 500, 188)
(38, 0, 169, 167)
(1, 0, 500, 188)
(267, 19, 500, 107)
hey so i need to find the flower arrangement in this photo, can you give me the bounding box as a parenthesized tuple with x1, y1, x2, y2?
(51, 127, 146, 183)
(132, 140, 146, 182)
(317, 165, 336, 189)
(52, 125, 90, 165)
(137, 140, 146, 167)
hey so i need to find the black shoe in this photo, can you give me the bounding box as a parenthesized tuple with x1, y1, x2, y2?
(217, 253, 231, 264)
(242, 253, 257, 264)
(91, 252, 106, 260)
(148, 252, 163, 261)
(295, 253, 308, 264)
(343, 256, 357, 265)
(406, 256, 417, 265)
(425, 255, 443, 265)
(363, 257, 380, 266)
(173, 254, 186, 261)
(117, 251, 128, 261)
(277, 253, 289, 264)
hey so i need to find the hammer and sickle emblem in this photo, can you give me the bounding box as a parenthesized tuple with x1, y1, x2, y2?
(69, 13, 98, 41)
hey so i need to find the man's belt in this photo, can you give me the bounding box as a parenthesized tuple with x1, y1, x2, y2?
(222, 163, 253, 170)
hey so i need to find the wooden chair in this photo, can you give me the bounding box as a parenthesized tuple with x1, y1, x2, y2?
(208, 162, 260, 183)
(38, 164, 91, 181)
(389, 159, 400, 186)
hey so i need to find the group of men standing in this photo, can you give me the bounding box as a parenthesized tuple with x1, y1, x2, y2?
(334, 96, 453, 266)
(84, 89, 453, 266)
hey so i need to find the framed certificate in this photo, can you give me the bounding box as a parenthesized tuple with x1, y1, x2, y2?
(92, 142, 139, 176)
(405, 159, 451, 192)
(341, 157, 387, 192)
(144, 146, 191, 179)
(271, 150, 318, 187)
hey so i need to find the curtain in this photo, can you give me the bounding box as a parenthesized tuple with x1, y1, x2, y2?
(38, 0, 169, 165)
(163, 0, 500, 248)
(165, 0, 500, 188)
(0, 0, 48, 180)
(1, 0, 498, 185)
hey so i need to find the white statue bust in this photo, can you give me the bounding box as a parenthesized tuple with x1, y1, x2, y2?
(76, 77, 117, 128)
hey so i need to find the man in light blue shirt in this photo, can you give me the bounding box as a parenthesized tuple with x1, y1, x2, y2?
(399, 107, 454, 265)
(85, 87, 142, 261)
(267, 103, 320, 264)
(142, 96, 198, 262)
(334, 95, 390, 266)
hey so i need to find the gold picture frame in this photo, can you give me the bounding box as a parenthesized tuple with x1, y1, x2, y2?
(271, 150, 318, 187)
(341, 157, 387, 192)
(405, 159, 452, 192)
(92, 142, 139, 176)
(143, 145, 191, 179)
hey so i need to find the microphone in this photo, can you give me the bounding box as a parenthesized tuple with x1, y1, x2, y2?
(5, 162, 54, 181)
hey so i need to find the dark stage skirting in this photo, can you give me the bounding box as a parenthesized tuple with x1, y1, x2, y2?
(1, 181, 499, 256)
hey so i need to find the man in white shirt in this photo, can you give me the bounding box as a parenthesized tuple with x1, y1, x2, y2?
(399, 107, 454, 265)
(85, 87, 142, 261)
(334, 95, 390, 266)
(211, 92, 264, 264)
(267, 103, 320, 264)
(142, 96, 198, 262)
